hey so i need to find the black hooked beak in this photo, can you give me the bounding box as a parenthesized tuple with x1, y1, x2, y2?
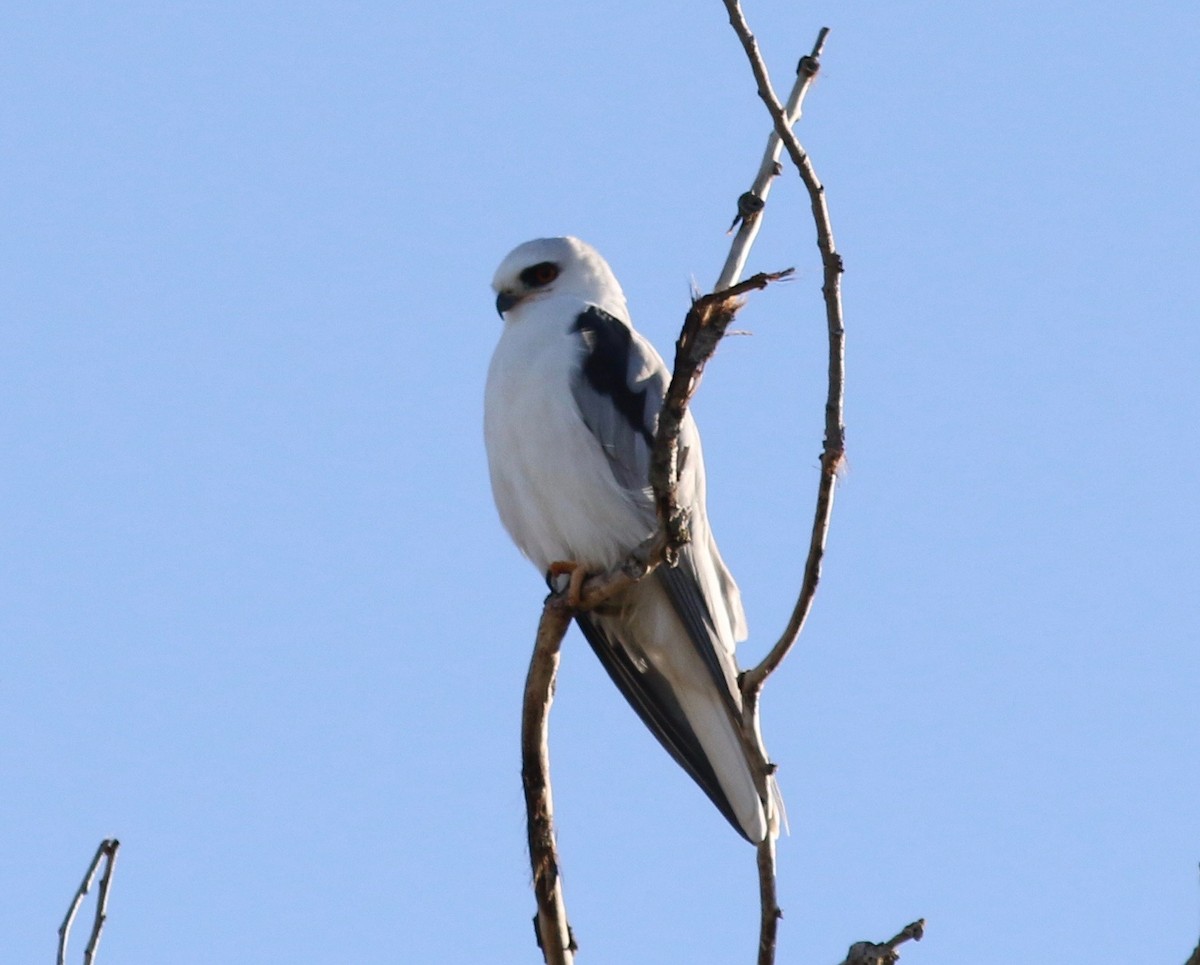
(495, 290, 521, 316)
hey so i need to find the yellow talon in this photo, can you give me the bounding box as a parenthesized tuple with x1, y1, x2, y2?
(548, 560, 587, 607)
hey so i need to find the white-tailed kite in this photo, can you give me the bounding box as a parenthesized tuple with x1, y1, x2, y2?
(485, 236, 777, 843)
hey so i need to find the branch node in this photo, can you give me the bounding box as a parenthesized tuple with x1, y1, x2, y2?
(740, 190, 766, 216)
(728, 191, 765, 232)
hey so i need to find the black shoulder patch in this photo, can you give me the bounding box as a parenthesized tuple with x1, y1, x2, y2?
(572, 306, 656, 449)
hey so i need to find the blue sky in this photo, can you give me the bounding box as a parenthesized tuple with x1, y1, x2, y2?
(3, 2, 1198, 963)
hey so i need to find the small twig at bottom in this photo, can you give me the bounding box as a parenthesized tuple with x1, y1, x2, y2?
(838, 919, 926, 965)
(57, 838, 120, 965)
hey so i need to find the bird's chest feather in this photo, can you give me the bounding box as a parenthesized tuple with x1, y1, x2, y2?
(485, 318, 650, 572)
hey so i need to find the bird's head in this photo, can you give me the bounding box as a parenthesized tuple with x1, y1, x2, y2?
(491, 236, 628, 320)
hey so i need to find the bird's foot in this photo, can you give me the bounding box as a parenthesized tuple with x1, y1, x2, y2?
(547, 560, 588, 608)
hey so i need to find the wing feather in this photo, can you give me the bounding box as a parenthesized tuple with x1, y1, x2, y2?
(573, 610, 752, 840)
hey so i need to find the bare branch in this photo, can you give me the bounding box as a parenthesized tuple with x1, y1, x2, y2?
(58, 839, 120, 965)
(82, 842, 119, 965)
(652, 269, 794, 562)
(716, 28, 829, 291)
(574, 268, 794, 606)
(522, 602, 577, 964)
(754, 835, 782, 965)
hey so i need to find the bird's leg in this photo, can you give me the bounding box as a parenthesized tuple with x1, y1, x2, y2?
(547, 560, 588, 608)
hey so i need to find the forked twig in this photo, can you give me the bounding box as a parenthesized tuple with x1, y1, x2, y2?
(721, 5, 845, 698)
(57, 839, 120, 965)
(716, 28, 829, 291)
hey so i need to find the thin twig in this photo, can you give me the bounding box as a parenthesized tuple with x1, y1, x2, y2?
(722, 4, 846, 697)
(652, 269, 794, 564)
(82, 841, 119, 965)
(57, 839, 120, 965)
(580, 268, 793, 604)
(520, 608, 641, 965)
(754, 834, 782, 963)
(522, 603, 577, 964)
(716, 28, 829, 291)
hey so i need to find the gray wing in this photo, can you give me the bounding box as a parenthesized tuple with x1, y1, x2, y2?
(569, 303, 745, 637)
(569, 303, 748, 733)
(569, 305, 665, 498)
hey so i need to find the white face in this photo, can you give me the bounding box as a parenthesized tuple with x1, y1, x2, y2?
(491, 236, 627, 318)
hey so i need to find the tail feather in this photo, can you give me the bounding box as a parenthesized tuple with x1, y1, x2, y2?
(574, 575, 776, 843)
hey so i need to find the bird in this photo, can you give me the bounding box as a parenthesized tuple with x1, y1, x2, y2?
(484, 236, 778, 843)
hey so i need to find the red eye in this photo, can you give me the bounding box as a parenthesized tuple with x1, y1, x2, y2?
(520, 262, 560, 288)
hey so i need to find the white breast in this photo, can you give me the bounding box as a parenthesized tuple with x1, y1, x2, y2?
(484, 297, 653, 575)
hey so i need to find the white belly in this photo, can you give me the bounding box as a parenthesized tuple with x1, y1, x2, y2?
(484, 313, 651, 575)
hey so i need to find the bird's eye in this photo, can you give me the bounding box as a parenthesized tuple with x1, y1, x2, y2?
(520, 262, 560, 288)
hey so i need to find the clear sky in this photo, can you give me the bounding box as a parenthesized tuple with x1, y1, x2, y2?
(3, 2, 1198, 963)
